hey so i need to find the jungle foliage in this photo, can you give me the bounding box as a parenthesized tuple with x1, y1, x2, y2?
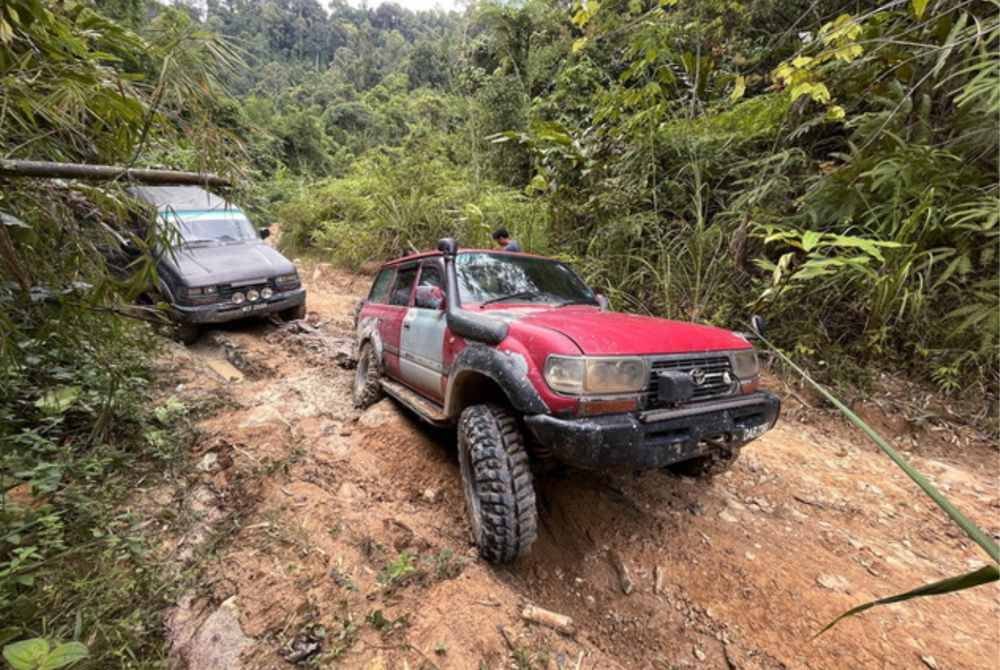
(206, 0, 998, 398)
(1, 0, 242, 664)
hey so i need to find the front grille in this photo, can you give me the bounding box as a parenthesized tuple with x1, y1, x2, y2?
(643, 355, 735, 407)
(218, 280, 274, 299)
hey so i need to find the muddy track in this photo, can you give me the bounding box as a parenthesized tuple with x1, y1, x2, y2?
(149, 261, 999, 670)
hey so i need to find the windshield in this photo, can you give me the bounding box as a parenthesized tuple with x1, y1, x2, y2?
(456, 252, 596, 306)
(159, 209, 258, 246)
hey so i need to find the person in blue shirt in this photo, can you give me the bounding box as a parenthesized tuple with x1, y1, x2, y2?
(492, 227, 522, 252)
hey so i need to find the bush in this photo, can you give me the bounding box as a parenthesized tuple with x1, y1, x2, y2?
(277, 149, 550, 268)
(0, 306, 194, 665)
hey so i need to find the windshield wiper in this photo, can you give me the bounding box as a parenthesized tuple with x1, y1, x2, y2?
(480, 290, 543, 306)
(556, 299, 598, 307)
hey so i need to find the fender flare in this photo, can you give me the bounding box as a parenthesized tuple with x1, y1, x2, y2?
(355, 315, 385, 364)
(444, 344, 549, 417)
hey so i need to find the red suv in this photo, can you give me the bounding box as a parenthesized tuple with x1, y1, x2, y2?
(353, 239, 779, 563)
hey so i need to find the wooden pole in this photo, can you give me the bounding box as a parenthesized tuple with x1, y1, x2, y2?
(0, 159, 231, 187)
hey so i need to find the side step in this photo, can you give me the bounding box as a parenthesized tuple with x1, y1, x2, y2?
(380, 379, 450, 426)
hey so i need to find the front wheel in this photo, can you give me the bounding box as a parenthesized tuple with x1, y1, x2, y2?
(352, 342, 382, 408)
(176, 322, 200, 346)
(457, 404, 537, 563)
(281, 303, 307, 321)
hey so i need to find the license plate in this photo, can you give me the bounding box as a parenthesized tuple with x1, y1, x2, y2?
(743, 423, 768, 441)
(242, 303, 269, 312)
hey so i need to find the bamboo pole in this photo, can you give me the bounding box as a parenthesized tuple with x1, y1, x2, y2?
(0, 159, 231, 187)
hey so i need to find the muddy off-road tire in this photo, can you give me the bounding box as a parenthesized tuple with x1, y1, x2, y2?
(457, 404, 537, 563)
(176, 322, 200, 346)
(352, 342, 382, 408)
(669, 441, 743, 478)
(281, 303, 307, 321)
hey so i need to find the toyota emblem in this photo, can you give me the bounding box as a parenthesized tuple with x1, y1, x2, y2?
(690, 368, 707, 386)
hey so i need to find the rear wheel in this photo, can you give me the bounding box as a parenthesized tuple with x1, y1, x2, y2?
(352, 342, 382, 408)
(457, 404, 537, 563)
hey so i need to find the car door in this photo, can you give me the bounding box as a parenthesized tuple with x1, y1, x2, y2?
(380, 264, 418, 380)
(399, 260, 448, 401)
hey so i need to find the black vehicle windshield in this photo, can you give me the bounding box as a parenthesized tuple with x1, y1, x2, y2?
(456, 252, 597, 306)
(160, 209, 258, 246)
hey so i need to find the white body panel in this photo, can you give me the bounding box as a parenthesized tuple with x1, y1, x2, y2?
(399, 306, 447, 398)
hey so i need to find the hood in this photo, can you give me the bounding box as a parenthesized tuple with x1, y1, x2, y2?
(500, 305, 750, 355)
(160, 242, 296, 286)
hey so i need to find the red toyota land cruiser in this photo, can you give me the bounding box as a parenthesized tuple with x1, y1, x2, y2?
(353, 238, 779, 563)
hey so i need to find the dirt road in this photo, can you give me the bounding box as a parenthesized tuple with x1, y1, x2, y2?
(149, 262, 999, 669)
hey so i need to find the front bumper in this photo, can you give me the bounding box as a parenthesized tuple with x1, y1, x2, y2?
(171, 287, 306, 325)
(524, 391, 780, 470)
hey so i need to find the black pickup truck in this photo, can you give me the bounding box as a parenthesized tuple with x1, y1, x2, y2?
(131, 186, 306, 343)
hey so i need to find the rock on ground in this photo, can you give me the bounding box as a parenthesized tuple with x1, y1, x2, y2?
(168, 595, 253, 670)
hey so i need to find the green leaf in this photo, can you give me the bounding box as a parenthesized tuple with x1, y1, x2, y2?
(790, 82, 831, 104)
(826, 105, 846, 121)
(40, 642, 89, 670)
(826, 234, 904, 262)
(526, 174, 548, 194)
(4, 639, 50, 670)
(729, 75, 745, 102)
(910, 0, 930, 20)
(571, 37, 587, 53)
(800, 230, 822, 251)
(817, 565, 998, 636)
(34, 386, 80, 415)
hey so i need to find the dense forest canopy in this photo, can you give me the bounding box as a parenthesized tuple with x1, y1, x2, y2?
(194, 0, 998, 396)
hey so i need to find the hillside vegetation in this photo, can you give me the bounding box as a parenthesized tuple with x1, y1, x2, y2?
(208, 0, 998, 397)
(0, 0, 997, 665)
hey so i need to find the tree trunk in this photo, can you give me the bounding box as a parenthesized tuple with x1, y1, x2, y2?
(0, 160, 230, 187)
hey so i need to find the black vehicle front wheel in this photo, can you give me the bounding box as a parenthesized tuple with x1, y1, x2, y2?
(176, 322, 200, 346)
(281, 303, 307, 321)
(457, 404, 537, 563)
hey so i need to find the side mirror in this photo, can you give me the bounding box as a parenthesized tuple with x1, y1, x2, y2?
(750, 314, 766, 338)
(595, 294, 609, 311)
(259, 227, 271, 239)
(414, 285, 445, 310)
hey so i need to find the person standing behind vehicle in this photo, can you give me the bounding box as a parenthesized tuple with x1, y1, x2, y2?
(492, 227, 522, 252)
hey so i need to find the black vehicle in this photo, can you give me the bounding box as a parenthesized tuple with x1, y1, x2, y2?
(131, 186, 306, 343)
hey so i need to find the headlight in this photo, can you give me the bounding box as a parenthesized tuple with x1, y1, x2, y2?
(544, 356, 648, 395)
(275, 273, 300, 287)
(180, 286, 217, 298)
(544, 356, 585, 394)
(261, 287, 273, 299)
(232, 291, 246, 305)
(247, 289, 260, 302)
(732, 350, 759, 378)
